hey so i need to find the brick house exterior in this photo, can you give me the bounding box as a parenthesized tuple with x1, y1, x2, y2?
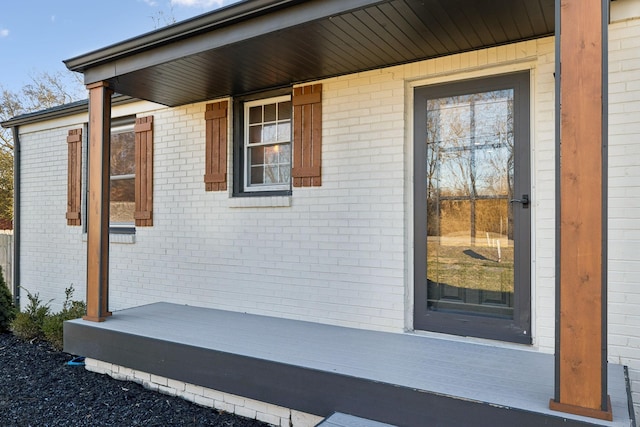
(3, 1, 639, 424)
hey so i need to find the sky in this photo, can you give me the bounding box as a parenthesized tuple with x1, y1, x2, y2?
(0, 0, 241, 94)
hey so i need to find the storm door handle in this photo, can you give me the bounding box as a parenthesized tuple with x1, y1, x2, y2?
(510, 194, 529, 208)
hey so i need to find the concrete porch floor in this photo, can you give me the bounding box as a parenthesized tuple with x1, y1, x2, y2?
(64, 302, 634, 426)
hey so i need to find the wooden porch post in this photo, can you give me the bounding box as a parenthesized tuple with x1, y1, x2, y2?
(549, 0, 610, 421)
(83, 81, 113, 322)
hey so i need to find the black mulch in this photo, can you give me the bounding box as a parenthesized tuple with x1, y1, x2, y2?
(0, 333, 272, 426)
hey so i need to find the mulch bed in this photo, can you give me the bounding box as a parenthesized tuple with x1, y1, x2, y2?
(0, 333, 271, 426)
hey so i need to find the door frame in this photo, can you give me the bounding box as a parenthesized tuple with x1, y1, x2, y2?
(413, 71, 532, 344)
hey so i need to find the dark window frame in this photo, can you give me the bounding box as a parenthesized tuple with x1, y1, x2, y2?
(233, 88, 293, 198)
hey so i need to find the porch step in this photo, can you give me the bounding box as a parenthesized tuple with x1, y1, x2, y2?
(316, 413, 397, 427)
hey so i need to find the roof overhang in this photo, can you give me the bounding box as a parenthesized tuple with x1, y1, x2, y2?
(66, 0, 554, 107)
(0, 95, 136, 129)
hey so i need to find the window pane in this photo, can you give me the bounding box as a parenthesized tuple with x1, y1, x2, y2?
(279, 143, 291, 158)
(262, 123, 277, 142)
(475, 147, 511, 197)
(110, 178, 135, 224)
(264, 166, 278, 184)
(249, 125, 262, 144)
(251, 165, 264, 184)
(264, 103, 276, 122)
(250, 146, 264, 166)
(438, 148, 471, 197)
(111, 178, 135, 202)
(249, 106, 262, 124)
(278, 101, 292, 120)
(248, 143, 290, 186)
(425, 87, 517, 323)
(111, 131, 135, 175)
(264, 145, 279, 164)
(277, 121, 291, 142)
(279, 165, 291, 183)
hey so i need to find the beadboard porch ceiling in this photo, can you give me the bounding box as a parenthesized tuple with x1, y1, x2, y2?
(64, 302, 634, 427)
(64, 0, 554, 107)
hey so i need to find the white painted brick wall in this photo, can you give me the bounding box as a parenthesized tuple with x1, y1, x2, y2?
(608, 17, 640, 420)
(18, 125, 87, 309)
(103, 40, 549, 335)
(17, 38, 553, 335)
(531, 37, 557, 353)
(102, 74, 409, 332)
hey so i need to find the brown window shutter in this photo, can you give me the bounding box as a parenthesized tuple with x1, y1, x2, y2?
(292, 84, 322, 187)
(66, 128, 82, 226)
(204, 101, 228, 191)
(134, 116, 153, 227)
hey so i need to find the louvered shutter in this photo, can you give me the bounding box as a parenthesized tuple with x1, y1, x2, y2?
(66, 128, 82, 226)
(134, 116, 153, 227)
(204, 101, 228, 191)
(292, 84, 322, 187)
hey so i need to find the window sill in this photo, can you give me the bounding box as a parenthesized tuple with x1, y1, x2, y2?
(228, 196, 291, 208)
(82, 233, 136, 245)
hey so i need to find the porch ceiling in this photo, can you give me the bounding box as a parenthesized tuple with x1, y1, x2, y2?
(65, 0, 554, 107)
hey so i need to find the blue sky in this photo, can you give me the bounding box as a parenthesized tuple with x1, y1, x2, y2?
(0, 0, 240, 94)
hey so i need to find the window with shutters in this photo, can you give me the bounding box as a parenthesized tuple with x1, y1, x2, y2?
(74, 115, 153, 233)
(231, 84, 322, 196)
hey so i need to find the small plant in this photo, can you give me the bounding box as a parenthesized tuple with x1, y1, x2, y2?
(0, 266, 16, 332)
(11, 288, 52, 341)
(42, 285, 86, 350)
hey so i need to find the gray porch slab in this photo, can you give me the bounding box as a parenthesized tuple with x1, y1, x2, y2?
(65, 302, 633, 426)
(317, 413, 397, 427)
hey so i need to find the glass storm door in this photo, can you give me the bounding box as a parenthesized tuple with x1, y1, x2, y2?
(413, 72, 531, 344)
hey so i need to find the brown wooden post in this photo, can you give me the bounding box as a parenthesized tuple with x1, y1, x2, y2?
(549, 0, 610, 421)
(83, 81, 113, 322)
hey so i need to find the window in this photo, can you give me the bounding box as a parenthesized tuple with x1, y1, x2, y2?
(71, 115, 154, 232)
(110, 122, 136, 229)
(244, 95, 292, 192)
(79, 114, 153, 232)
(228, 84, 322, 196)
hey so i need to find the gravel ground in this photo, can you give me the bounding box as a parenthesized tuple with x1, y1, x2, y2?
(0, 333, 271, 427)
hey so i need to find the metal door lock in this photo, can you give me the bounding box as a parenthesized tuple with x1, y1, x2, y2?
(509, 194, 529, 208)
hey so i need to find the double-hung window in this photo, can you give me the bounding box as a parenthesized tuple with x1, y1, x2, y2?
(68, 115, 153, 231)
(243, 95, 292, 192)
(216, 84, 321, 196)
(109, 122, 136, 230)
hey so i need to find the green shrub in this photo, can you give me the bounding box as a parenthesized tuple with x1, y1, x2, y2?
(0, 266, 15, 332)
(42, 285, 86, 350)
(11, 289, 51, 341)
